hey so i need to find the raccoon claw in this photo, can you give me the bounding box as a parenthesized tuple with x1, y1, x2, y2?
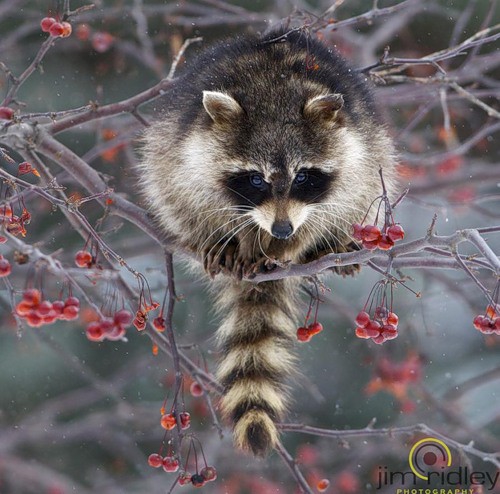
(246, 257, 278, 279)
(203, 243, 238, 278)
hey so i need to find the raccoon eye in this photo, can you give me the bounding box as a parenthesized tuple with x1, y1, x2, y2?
(250, 174, 264, 188)
(294, 171, 308, 185)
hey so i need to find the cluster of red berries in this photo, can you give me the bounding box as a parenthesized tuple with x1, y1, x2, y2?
(178, 466, 217, 487)
(40, 17, 72, 38)
(160, 411, 191, 431)
(1, 205, 30, 237)
(0, 254, 11, 277)
(132, 302, 159, 331)
(296, 322, 323, 342)
(473, 305, 500, 335)
(15, 289, 80, 327)
(354, 306, 399, 344)
(147, 453, 181, 473)
(85, 309, 132, 342)
(352, 222, 405, 250)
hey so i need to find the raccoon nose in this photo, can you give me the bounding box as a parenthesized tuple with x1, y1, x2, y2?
(271, 220, 293, 240)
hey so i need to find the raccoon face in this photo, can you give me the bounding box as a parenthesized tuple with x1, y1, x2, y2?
(203, 90, 343, 240)
(223, 167, 337, 239)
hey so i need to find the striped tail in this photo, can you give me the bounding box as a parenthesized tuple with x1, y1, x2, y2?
(214, 278, 298, 456)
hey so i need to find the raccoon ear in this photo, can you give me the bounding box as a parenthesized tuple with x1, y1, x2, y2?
(202, 91, 243, 124)
(303, 94, 344, 123)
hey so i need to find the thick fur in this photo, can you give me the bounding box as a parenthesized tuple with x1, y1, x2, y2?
(138, 29, 397, 455)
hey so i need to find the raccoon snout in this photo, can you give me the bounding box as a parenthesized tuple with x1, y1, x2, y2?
(271, 220, 293, 240)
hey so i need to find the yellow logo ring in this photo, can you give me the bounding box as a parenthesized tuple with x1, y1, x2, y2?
(408, 437, 452, 480)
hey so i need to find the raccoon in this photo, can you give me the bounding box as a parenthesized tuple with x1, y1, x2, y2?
(139, 29, 396, 456)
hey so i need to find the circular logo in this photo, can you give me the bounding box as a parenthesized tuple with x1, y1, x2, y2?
(408, 437, 452, 480)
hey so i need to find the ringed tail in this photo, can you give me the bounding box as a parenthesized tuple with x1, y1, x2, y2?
(215, 278, 298, 456)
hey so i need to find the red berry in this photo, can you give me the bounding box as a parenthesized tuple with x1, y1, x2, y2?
(0, 258, 11, 277)
(355, 327, 370, 339)
(147, 453, 163, 468)
(86, 322, 104, 342)
(200, 466, 217, 482)
(355, 311, 370, 328)
(52, 300, 65, 314)
(60, 21, 72, 38)
(387, 312, 399, 327)
(381, 324, 398, 340)
(0, 106, 14, 120)
(18, 162, 33, 176)
(179, 411, 191, 430)
(317, 478, 330, 492)
(372, 334, 386, 345)
(114, 309, 132, 326)
(494, 317, 500, 331)
(362, 239, 379, 250)
(297, 326, 312, 342)
(479, 318, 494, 334)
(65, 296, 80, 307)
(40, 16, 56, 32)
(473, 315, 485, 330)
(0, 236, 6, 244)
(377, 234, 394, 251)
(62, 304, 79, 321)
(106, 324, 126, 341)
(386, 224, 405, 242)
(23, 288, 41, 306)
(153, 316, 166, 332)
(352, 223, 363, 241)
(36, 300, 53, 316)
(361, 225, 381, 242)
(178, 471, 192, 485)
(307, 322, 323, 336)
(26, 312, 43, 327)
(191, 474, 206, 487)
(162, 456, 180, 473)
(365, 320, 381, 338)
(190, 381, 203, 397)
(75, 250, 92, 268)
(42, 311, 58, 325)
(133, 317, 146, 331)
(49, 22, 64, 37)
(99, 317, 115, 333)
(160, 413, 176, 430)
(16, 300, 32, 316)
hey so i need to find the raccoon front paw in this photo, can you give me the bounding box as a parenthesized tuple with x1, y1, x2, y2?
(202, 242, 238, 279)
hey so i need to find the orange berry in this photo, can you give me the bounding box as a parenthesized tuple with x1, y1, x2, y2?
(160, 413, 176, 430)
(317, 478, 330, 492)
(60, 21, 72, 38)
